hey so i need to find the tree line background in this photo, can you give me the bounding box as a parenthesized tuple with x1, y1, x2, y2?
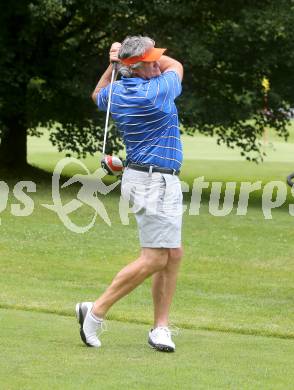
(0, 0, 294, 169)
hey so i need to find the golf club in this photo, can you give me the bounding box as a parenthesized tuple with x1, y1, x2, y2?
(101, 62, 123, 176)
(287, 172, 294, 187)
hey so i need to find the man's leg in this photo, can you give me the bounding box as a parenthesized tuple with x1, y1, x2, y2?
(151, 247, 183, 327)
(92, 247, 169, 318)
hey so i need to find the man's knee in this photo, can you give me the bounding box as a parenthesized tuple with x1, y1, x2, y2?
(168, 247, 183, 263)
(141, 248, 169, 273)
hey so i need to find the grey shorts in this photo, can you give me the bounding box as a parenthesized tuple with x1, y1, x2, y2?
(121, 167, 183, 248)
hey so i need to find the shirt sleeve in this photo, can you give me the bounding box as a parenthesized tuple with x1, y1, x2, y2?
(146, 71, 182, 113)
(96, 85, 110, 112)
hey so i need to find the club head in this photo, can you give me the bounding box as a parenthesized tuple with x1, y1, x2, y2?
(287, 172, 294, 187)
(101, 155, 123, 176)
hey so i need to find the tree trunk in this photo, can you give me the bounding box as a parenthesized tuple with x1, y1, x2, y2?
(0, 117, 27, 168)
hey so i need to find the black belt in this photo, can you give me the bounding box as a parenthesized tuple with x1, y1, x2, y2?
(127, 162, 180, 175)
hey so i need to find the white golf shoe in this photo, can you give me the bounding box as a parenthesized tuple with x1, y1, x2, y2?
(75, 302, 104, 348)
(148, 326, 176, 352)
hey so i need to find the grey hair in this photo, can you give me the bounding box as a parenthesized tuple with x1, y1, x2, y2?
(118, 36, 155, 77)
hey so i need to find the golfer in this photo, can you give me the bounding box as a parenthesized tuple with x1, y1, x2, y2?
(76, 36, 184, 352)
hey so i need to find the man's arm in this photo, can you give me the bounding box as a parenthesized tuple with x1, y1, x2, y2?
(159, 55, 184, 81)
(91, 64, 113, 104)
(91, 42, 121, 104)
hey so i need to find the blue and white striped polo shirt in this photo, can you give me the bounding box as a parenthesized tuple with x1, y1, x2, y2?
(97, 70, 183, 171)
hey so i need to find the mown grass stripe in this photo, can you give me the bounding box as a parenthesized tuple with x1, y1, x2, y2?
(1, 303, 293, 341)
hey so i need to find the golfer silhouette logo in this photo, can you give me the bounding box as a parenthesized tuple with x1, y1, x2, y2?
(42, 158, 120, 233)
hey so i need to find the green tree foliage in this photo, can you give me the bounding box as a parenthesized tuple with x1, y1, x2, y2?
(0, 0, 293, 167)
(147, 0, 294, 159)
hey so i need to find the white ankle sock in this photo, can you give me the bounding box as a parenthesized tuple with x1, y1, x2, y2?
(90, 310, 103, 323)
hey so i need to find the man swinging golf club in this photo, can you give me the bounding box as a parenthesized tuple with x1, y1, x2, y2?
(76, 36, 184, 352)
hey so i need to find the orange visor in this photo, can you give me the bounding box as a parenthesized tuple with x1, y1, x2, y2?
(120, 47, 166, 65)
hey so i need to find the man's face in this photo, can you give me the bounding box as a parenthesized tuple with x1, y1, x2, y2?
(133, 61, 161, 79)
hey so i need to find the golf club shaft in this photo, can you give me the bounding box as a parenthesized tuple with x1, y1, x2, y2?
(102, 62, 117, 155)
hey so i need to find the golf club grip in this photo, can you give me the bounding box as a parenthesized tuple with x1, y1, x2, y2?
(102, 62, 118, 155)
(287, 172, 294, 187)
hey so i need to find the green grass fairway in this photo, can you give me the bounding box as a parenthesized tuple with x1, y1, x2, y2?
(1, 309, 294, 390)
(0, 128, 294, 389)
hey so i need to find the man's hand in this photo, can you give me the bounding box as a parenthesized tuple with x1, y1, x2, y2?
(109, 42, 121, 63)
(91, 42, 121, 104)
